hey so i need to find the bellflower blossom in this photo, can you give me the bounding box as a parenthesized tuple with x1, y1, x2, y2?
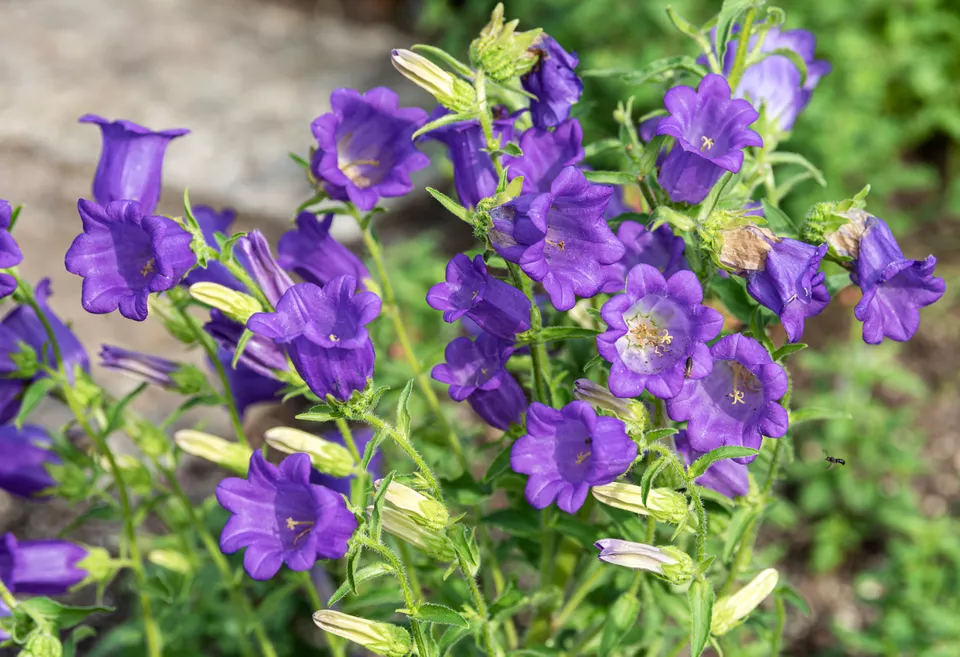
(467, 371, 527, 431)
(603, 221, 690, 293)
(674, 430, 749, 498)
(310, 428, 383, 496)
(65, 200, 196, 321)
(247, 277, 381, 401)
(426, 254, 531, 340)
(0, 425, 60, 499)
(746, 238, 830, 343)
(206, 309, 288, 379)
(667, 333, 788, 462)
(598, 264, 723, 399)
(234, 230, 295, 307)
(311, 87, 429, 211)
(431, 333, 515, 402)
(100, 345, 180, 388)
(655, 74, 762, 204)
(521, 34, 583, 129)
(503, 119, 585, 193)
(216, 452, 357, 580)
(0, 200, 22, 299)
(277, 213, 370, 288)
(851, 215, 946, 344)
(182, 206, 242, 289)
(0, 533, 88, 595)
(78, 114, 188, 215)
(511, 401, 637, 514)
(490, 166, 624, 311)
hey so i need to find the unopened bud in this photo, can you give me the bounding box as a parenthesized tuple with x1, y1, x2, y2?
(148, 549, 193, 574)
(378, 507, 455, 562)
(313, 610, 412, 657)
(391, 49, 476, 113)
(592, 483, 689, 525)
(711, 568, 779, 635)
(189, 282, 262, 324)
(574, 379, 649, 430)
(822, 208, 869, 260)
(594, 539, 693, 585)
(76, 546, 118, 587)
(264, 426, 355, 478)
(9, 341, 39, 379)
(22, 632, 62, 657)
(174, 429, 253, 475)
(375, 479, 449, 531)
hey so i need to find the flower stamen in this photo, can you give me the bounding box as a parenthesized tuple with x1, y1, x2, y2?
(546, 238, 566, 251)
(700, 136, 715, 151)
(286, 517, 316, 546)
(140, 259, 155, 277)
(728, 362, 760, 405)
(329, 334, 339, 342)
(575, 450, 591, 465)
(626, 316, 674, 356)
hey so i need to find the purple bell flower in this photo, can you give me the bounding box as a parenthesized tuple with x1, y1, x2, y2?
(65, 200, 196, 321)
(310, 87, 429, 211)
(216, 451, 357, 580)
(0, 426, 60, 499)
(431, 333, 515, 402)
(277, 213, 370, 288)
(639, 116, 663, 142)
(0, 200, 23, 299)
(215, 346, 284, 417)
(426, 254, 531, 340)
(100, 344, 179, 388)
(78, 114, 188, 216)
(234, 230, 295, 307)
(490, 166, 624, 311)
(310, 428, 383, 495)
(467, 371, 527, 431)
(247, 277, 381, 401)
(746, 238, 830, 343)
(182, 206, 242, 290)
(206, 309, 288, 379)
(655, 74, 763, 204)
(851, 215, 946, 344)
(598, 265, 723, 399)
(603, 221, 690, 293)
(420, 106, 517, 208)
(674, 430, 749, 498)
(0, 533, 88, 596)
(503, 119, 585, 193)
(667, 333, 788, 462)
(510, 401, 637, 514)
(521, 34, 583, 130)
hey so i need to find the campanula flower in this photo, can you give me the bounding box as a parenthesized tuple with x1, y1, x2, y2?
(467, 370, 528, 431)
(655, 74, 762, 204)
(850, 215, 945, 344)
(0, 533, 89, 595)
(511, 401, 637, 514)
(431, 333, 515, 402)
(216, 452, 357, 580)
(490, 166, 624, 311)
(182, 206, 242, 290)
(522, 34, 583, 129)
(65, 200, 196, 321)
(593, 539, 694, 585)
(420, 106, 517, 208)
(0, 200, 23, 299)
(503, 119, 585, 193)
(667, 333, 788, 462)
(277, 213, 369, 288)
(598, 265, 723, 400)
(205, 309, 288, 379)
(234, 230, 294, 307)
(426, 254, 531, 340)
(746, 238, 830, 343)
(310, 87, 429, 211)
(0, 426, 59, 499)
(78, 114, 188, 215)
(674, 430, 749, 498)
(603, 221, 690, 293)
(309, 428, 383, 496)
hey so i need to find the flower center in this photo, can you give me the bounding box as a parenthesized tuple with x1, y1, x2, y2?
(626, 316, 674, 356)
(727, 362, 760, 405)
(546, 238, 566, 251)
(339, 159, 380, 188)
(700, 136, 715, 151)
(329, 333, 339, 342)
(140, 259, 155, 277)
(575, 450, 591, 465)
(285, 517, 315, 546)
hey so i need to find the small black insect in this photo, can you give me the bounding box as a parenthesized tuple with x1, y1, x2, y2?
(684, 357, 694, 378)
(585, 437, 593, 445)
(824, 453, 846, 470)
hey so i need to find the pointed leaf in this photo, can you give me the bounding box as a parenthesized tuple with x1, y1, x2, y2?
(410, 44, 474, 78)
(766, 152, 827, 187)
(640, 457, 670, 506)
(688, 578, 714, 657)
(396, 379, 415, 439)
(297, 404, 340, 423)
(773, 343, 807, 361)
(582, 171, 637, 185)
(370, 470, 396, 544)
(15, 377, 58, 429)
(425, 187, 470, 223)
(414, 113, 476, 140)
(689, 447, 759, 479)
(412, 603, 469, 628)
(361, 429, 388, 470)
(760, 200, 801, 238)
(328, 563, 394, 605)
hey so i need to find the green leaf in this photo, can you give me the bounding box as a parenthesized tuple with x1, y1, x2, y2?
(489, 582, 528, 620)
(583, 55, 706, 84)
(790, 407, 853, 425)
(664, 9, 716, 61)
(776, 582, 811, 616)
(644, 427, 678, 443)
(482, 509, 541, 539)
(296, 404, 340, 423)
(62, 625, 98, 657)
(346, 546, 362, 595)
(750, 306, 775, 353)
(288, 152, 310, 169)
(396, 379, 414, 439)
(520, 326, 600, 345)
(640, 457, 670, 506)
(410, 44, 474, 78)
(102, 381, 149, 436)
(483, 443, 515, 484)
(414, 112, 475, 139)
(425, 187, 469, 223)
(581, 170, 637, 185)
(361, 429, 388, 470)
(584, 138, 622, 158)
(328, 563, 394, 605)
(370, 470, 396, 543)
(766, 152, 827, 187)
(760, 200, 801, 238)
(600, 593, 641, 655)
(649, 205, 696, 232)
(716, 0, 759, 66)
(696, 170, 736, 221)
(15, 377, 58, 429)
(450, 525, 481, 577)
(19, 598, 113, 632)
(773, 343, 807, 361)
(825, 273, 851, 296)
(689, 447, 759, 479)
(722, 508, 760, 563)
(710, 276, 755, 324)
(411, 603, 469, 628)
(438, 625, 471, 655)
(688, 578, 714, 657)
(501, 143, 523, 157)
(639, 135, 668, 176)
(231, 329, 256, 370)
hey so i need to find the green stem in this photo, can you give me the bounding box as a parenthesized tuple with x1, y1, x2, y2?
(0, 577, 18, 609)
(458, 553, 503, 657)
(336, 418, 367, 509)
(507, 263, 550, 405)
(475, 71, 504, 179)
(687, 481, 708, 563)
(361, 413, 442, 500)
(298, 572, 347, 657)
(727, 8, 757, 91)
(551, 563, 606, 634)
(360, 537, 430, 657)
(479, 526, 519, 649)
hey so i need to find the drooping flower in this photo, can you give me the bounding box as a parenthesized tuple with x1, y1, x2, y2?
(0, 426, 60, 499)
(234, 230, 294, 307)
(490, 166, 624, 311)
(65, 200, 196, 321)
(431, 333, 515, 402)
(309, 428, 383, 496)
(247, 277, 381, 401)
(78, 114, 188, 215)
(0, 200, 23, 299)
(100, 344, 179, 388)
(655, 74, 762, 204)
(593, 539, 694, 585)
(503, 119, 584, 193)
(216, 451, 357, 580)
(674, 429, 749, 498)
(850, 215, 945, 344)
(310, 87, 429, 211)
(205, 309, 288, 379)
(510, 401, 637, 514)
(182, 206, 241, 289)
(467, 370, 528, 431)
(598, 265, 723, 400)
(419, 106, 517, 208)
(0, 533, 89, 595)
(426, 254, 531, 340)
(521, 34, 583, 129)
(666, 333, 788, 461)
(603, 221, 690, 293)
(746, 238, 830, 343)
(277, 213, 370, 288)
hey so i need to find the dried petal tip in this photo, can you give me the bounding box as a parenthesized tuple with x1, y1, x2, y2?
(189, 283, 263, 323)
(313, 610, 412, 657)
(174, 429, 253, 475)
(392, 49, 476, 113)
(375, 479, 449, 531)
(711, 568, 779, 635)
(594, 539, 693, 585)
(264, 426, 355, 478)
(591, 483, 689, 525)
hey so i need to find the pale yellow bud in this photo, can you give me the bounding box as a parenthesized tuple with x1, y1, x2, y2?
(378, 507, 455, 562)
(592, 483, 689, 525)
(711, 568, 780, 636)
(188, 282, 262, 323)
(375, 479, 449, 531)
(313, 610, 412, 657)
(173, 429, 253, 475)
(264, 426, 355, 478)
(391, 49, 476, 113)
(148, 549, 193, 574)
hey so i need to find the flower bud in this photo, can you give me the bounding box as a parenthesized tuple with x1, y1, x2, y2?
(264, 426, 355, 478)
(802, 185, 871, 258)
(148, 548, 193, 574)
(378, 507, 456, 562)
(594, 539, 693, 585)
(127, 419, 172, 459)
(76, 546, 117, 587)
(188, 282, 262, 324)
(591, 483, 689, 525)
(9, 341, 39, 379)
(391, 49, 476, 114)
(469, 3, 542, 81)
(313, 610, 412, 657)
(574, 379, 649, 429)
(174, 429, 252, 475)
(375, 479, 449, 531)
(711, 568, 779, 636)
(22, 632, 62, 657)
(99, 454, 152, 496)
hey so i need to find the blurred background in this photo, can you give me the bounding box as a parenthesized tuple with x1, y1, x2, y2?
(1, 0, 959, 655)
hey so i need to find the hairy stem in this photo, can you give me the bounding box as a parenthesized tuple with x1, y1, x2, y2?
(361, 412, 442, 500)
(360, 537, 430, 657)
